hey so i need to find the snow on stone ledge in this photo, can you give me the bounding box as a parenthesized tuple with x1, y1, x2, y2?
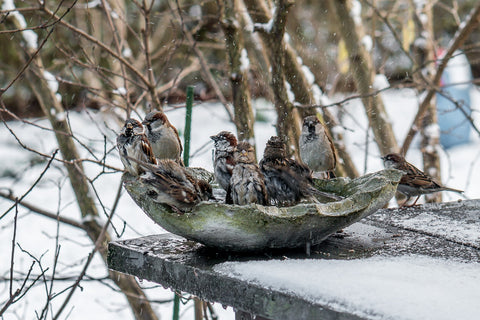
(395, 212, 480, 248)
(214, 255, 480, 320)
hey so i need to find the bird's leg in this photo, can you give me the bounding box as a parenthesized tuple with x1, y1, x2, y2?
(400, 196, 411, 208)
(411, 195, 421, 206)
(171, 205, 185, 215)
(401, 195, 420, 207)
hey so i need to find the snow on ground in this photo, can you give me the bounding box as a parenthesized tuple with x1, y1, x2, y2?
(0, 88, 479, 319)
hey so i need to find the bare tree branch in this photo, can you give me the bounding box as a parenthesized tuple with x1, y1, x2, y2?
(172, 0, 235, 121)
(401, 2, 480, 154)
(0, 191, 85, 230)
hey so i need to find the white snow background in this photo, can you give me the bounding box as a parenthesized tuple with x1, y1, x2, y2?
(1, 86, 480, 319)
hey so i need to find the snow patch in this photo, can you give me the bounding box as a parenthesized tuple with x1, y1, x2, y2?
(372, 74, 389, 91)
(110, 10, 119, 20)
(82, 0, 102, 8)
(189, 5, 202, 19)
(239, 49, 250, 73)
(312, 85, 330, 106)
(122, 47, 133, 58)
(427, 167, 437, 177)
(2, 0, 26, 28)
(361, 35, 372, 52)
(2, 0, 38, 49)
(443, 51, 472, 89)
(424, 123, 440, 139)
(397, 212, 478, 246)
(285, 81, 295, 103)
(55, 111, 66, 122)
(413, 37, 427, 50)
(214, 255, 480, 320)
(419, 13, 428, 25)
(113, 87, 127, 96)
(413, 0, 427, 10)
(43, 71, 59, 93)
(331, 125, 344, 138)
(254, 18, 274, 33)
(301, 65, 315, 85)
(22, 30, 39, 50)
(350, 0, 362, 25)
(424, 144, 435, 154)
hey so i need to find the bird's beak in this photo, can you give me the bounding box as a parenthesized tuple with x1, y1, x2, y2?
(210, 135, 217, 141)
(142, 120, 149, 126)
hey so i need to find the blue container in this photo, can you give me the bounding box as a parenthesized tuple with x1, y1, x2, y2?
(436, 51, 472, 149)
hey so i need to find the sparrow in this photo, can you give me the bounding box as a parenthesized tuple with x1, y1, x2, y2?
(210, 131, 237, 203)
(382, 153, 463, 206)
(230, 141, 269, 206)
(139, 159, 212, 213)
(143, 110, 183, 164)
(260, 136, 341, 206)
(299, 115, 337, 178)
(117, 118, 157, 175)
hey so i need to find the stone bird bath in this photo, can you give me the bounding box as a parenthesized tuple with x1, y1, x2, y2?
(122, 169, 403, 251)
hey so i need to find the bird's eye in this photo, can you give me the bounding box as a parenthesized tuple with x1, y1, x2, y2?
(147, 190, 158, 197)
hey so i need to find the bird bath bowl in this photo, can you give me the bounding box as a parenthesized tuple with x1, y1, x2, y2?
(122, 169, 403, 251)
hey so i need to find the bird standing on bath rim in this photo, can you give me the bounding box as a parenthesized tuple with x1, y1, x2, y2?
(382, 153, 463, 206)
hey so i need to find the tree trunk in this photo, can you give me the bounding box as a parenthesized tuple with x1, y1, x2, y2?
(219, 0, 256, 150)
(7, 10, 159, 319)
(25, 56, 159, 320)
(243, 0, 358, 176)
(329, 0, 398, 156)
(412, 1, 442, 203)
(248, 0, 302, 157)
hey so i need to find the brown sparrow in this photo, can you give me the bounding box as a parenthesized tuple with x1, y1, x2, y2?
(260, 136, 341, 206)
(143, 110, 183, 164)
(117, 119, 157, 175)
(210, 131, 237, 203)
(230, 141, 268, 206)
(382, 153, 463, 206)
(299, 115, 336, 178)
(139, 159, 212, 213)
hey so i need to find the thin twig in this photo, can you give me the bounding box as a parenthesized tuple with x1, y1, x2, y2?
(172, 0, 235, 121)
(53, 202, 117, 320)
(401, 3, 480, 154)
(100, 0, 133, 115)
(141, 0, 162, 110)
(40, 5, 151, 88)
(9, 200, 19, 297)
(0, 0, 74, 97)
(0, 150, 59, 221)
(0, 261, 36, 316)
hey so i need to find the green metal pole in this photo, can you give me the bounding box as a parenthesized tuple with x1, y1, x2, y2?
(173, 87, 194, 320)
(172, 291, 180, 320)
(183, 86, 194, 167)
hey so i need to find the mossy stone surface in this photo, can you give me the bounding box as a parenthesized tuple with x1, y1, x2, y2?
(122, 168, 403, 251)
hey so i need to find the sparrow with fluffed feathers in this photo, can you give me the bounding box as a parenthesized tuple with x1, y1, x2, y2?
(299, 115, 337, 178)
(117, 119, 157, 175)
(260, 136, 341, 206)
(230, 141, 268, 206)
(143, 110, 183, 164)
(210, 131, 237, 203)
(382, 153, 463, 206)
(138, 159, 212, 213)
